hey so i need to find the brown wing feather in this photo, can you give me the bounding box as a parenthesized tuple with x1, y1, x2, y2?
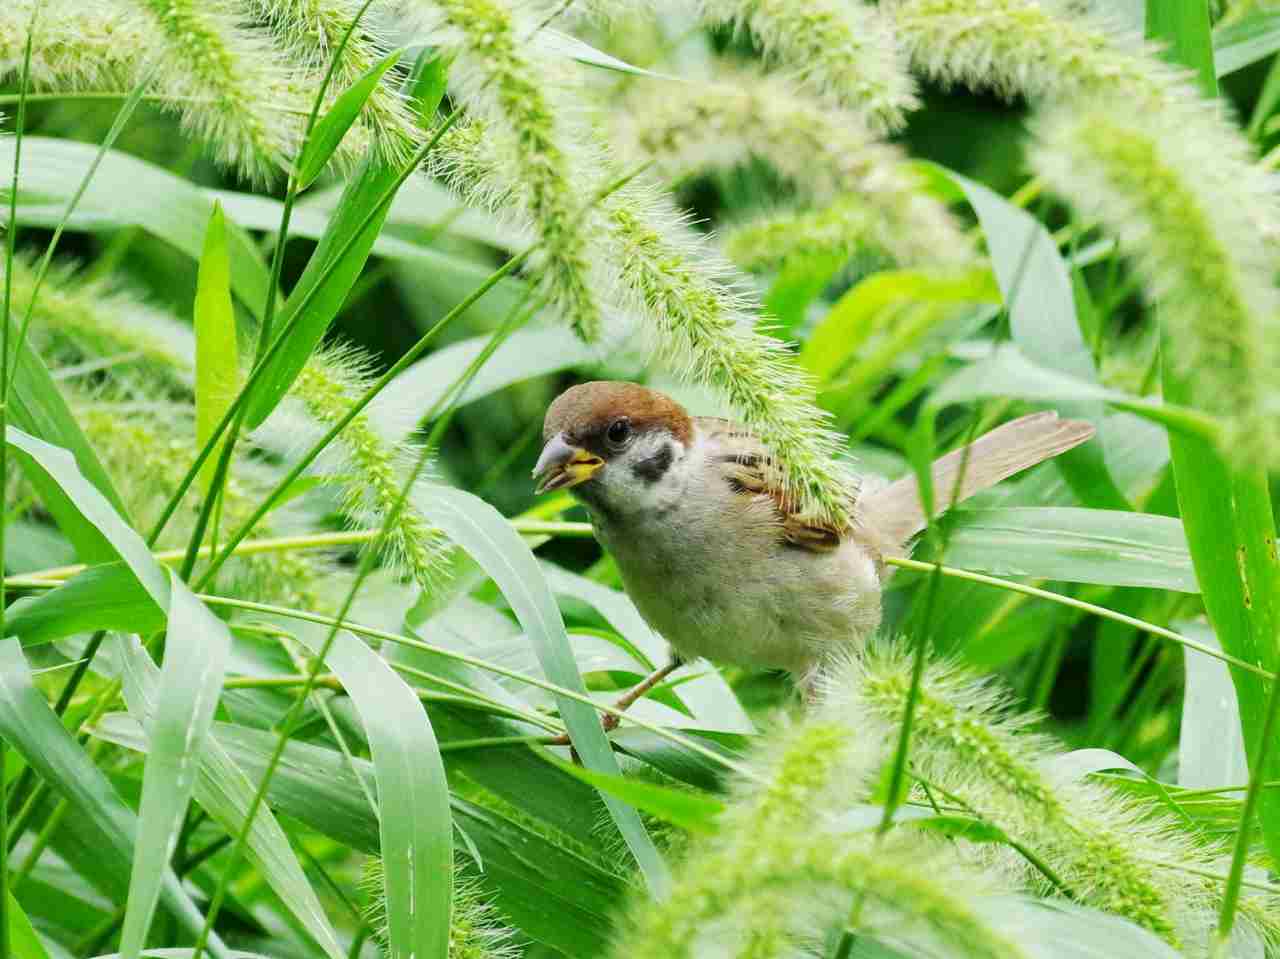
(695, 417, 847, 553)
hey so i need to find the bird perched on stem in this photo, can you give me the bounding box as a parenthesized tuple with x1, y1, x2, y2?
(534, 381, 1094, 720)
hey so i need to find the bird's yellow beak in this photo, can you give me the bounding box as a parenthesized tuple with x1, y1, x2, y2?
(533, 433, 604, 494)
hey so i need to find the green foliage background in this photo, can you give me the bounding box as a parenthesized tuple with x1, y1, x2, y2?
(1, 0, 1280, 957)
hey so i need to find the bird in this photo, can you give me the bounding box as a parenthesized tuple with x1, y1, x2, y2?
(533, 380, 1095, 720)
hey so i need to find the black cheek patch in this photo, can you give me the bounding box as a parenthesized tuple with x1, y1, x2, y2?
(631, 443, 674, 484)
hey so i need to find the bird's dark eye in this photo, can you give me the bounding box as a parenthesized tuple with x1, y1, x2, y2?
(606, 417, 632, 447)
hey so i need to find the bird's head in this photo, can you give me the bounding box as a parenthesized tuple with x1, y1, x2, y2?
(533, 381, 693, 512)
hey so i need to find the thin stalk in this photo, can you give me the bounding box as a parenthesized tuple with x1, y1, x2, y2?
(1213, 667, 1280, 956)
(0, 28, 35, 946)
(883, 556, 1274, 680)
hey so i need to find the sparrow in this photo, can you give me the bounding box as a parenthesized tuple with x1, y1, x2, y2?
(533, 381, 1094, 712)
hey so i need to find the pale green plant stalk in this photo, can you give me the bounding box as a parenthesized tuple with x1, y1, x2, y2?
(695, 0, 917, 128)
(617, 68, 972, 264)
(1031, 100, 1279, 467)
(406, 0, 603, 339)
(126, 0, 310, 181)
(839, 644, 1280, 951)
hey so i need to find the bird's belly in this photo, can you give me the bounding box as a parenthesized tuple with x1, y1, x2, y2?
(597, 515, 883, 675)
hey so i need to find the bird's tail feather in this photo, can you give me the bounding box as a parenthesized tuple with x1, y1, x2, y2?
(860, 412, 1095, 549)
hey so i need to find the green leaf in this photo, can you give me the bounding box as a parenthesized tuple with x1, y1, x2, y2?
(537, 749, 724, 833)
(107, 647, 348, 959)
(244, 157, 400, 428)
(119, 576, 232, 959)
(930, 344, 1220, 442)
(194, 202, 239, 494)
(941, 507, 1197, 593)
(95, 718, 625, 957)
(944, 169, 1128, 510)
(404, 49, 452, 124)
(371, 326, 598, 443)
(801, 267, 998, 384)
(7, 563, 162, 646)
(1148, 0, 1218, 94)
(1150, 2, 1280, 870)
(6, 428, 168, 603)
(763, 251, 845, 336)
(413, 484, 669, 893)
(297, 50, 404, 189)
(0, 137, 272, 318)
(1213, 11, 1280, 77)
(1178, 622, 1249, 791)
(290, 629, 451, 959)
(7, 893, 51, 959)
(0, 641, 229, 956)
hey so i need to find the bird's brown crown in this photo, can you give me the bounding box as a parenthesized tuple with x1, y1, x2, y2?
(543, 381, 693, 447)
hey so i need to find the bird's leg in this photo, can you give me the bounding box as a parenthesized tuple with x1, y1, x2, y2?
(549, 654, 683, 745)
(601, 654, 683, 732)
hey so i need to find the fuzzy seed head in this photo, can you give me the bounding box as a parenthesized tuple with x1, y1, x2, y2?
(697, 0, 919, 129)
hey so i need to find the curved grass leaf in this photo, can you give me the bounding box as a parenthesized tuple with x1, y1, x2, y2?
(97, 717, 625, 958)
(0, 641, 229, 957)
(7, 563, 162, 646)
(287, 629, 451, 959)
(1178, 622, 1249, 791)
(931, 344, 1220, 443)
(193, 203, 239, 494)
(943, 507, 1196, 592)
(537, 749, 724, 833)
(0, 138, 271, 318)
(412, 484, 669, 893)
(110, 646, 346, 959)
(296, 50, 404, 190)
(6, 428, 167, 601)
(945, 170, 1128, 510)
(119, 576, 231, 959)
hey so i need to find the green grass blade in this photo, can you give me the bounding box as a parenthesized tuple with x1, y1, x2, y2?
(0, 640, 229, 956)
(113, 642, 346, 959)
(6, 892, 50, 959)
(1214, 11, 1280, 76)
(193, 202, 239, 494)
(5, 428, 167, 598)
(242, 157, 399, 428)
(1178, 623, 1249, 791)
(296, 49, 403, 190)
(413, 484, 670, 893)
(119, 576, 231, 959)
(948, 171, 1128, 510)
(6, 562, 164, 646)
(536, 749, 724, 833)
(1148, 0, 1280, 878)
(942, 507, 1196, 592)
(283, 629, 452, 959)
(931, 344, 1221, 442)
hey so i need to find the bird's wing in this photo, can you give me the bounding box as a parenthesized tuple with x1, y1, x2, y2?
(858, 411, 1096, 548)
(695, 417, 848, 553)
